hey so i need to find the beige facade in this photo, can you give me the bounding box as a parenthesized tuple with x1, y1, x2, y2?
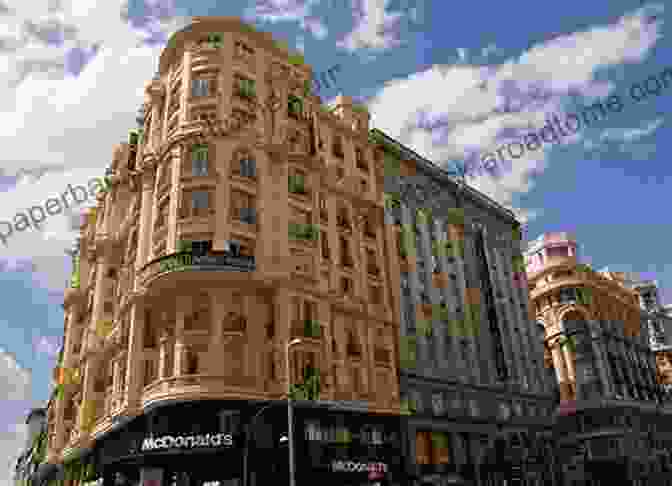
(526, 232, 644, 401)
(49, 17, 401, 463)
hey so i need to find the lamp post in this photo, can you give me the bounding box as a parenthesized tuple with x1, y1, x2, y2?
(243, 401, 279, 486)
(286, 338, 302, 486)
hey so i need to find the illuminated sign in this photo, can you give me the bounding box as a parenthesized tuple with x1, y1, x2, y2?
(140, 433, 233, 451)
(330, 461, 388, 474)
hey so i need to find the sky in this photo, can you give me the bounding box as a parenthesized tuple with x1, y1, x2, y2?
(0, 0, 669, 481)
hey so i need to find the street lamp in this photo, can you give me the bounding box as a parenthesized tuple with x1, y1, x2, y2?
(286, 338, 302, 486)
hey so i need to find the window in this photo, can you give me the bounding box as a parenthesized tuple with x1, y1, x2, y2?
(191, 145, 209, 176)
(341, 277, 352, 295)
(238, 157, 256, 178)
(192, 191, 210, 216)
(235, 76, 256, 98)
(332, 136, 344, 158)
(186, 350, 199, 374)
(340, 237, 353, 267)
(355, 148, 367, 171)
(321, 231, 330, 260)
(231, 191, 256, 225)
(191, 78, 210, 97)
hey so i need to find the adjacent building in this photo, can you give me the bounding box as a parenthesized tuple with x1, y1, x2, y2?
(13, 408, 47, 486)
(376, 130, 558, 486)
(525, 232, 672, 485)
(45, 16, 406, 486)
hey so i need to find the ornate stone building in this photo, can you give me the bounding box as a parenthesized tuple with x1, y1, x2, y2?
(525, 232, 672, 485)
(376, 130, 558, 486)
(44, 17, 405, 486)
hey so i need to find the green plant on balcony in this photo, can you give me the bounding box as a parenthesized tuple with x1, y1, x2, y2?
(288, 95, 303, 118)
(289, 365, 321, 401)
(417, 319, 433, 338)
(416, 208, 432, 225)
(400, 397, 417, 415)
(70, 253, 80, 289)
(558, 335, 577, 353)
(207, 33, 223, 48)
(352, 104, 368, 114)
(398, 225, 415, 257)
(128, 130, 139, 146)
(446, 207, 465, 226)
(137, 128, 144, 144)
(289, 223, 319, 241)
(177, 240, 194, 253)
(577, 288, 592, 305)
(384, 192, 401, 210)
(288, 174, 306, 194)
(236, 78, 256, 99)
(302, 79, 311, 97)
(32, 430, 47, 464)
(304, 319, 321, 338)
(400, 336, 417, 369)
(287, 53, 305, 66)
(384, 152, 401, 177)
(512, 255, 525, 273)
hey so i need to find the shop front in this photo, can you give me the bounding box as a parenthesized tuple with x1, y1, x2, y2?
(289, 405, 405, 486)
(96, 401, 247, 486)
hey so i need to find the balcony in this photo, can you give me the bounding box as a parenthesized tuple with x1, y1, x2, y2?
(138, 251, 255, 286)
(141, 374, 260, 405)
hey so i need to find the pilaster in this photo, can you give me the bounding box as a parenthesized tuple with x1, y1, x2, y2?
(136, 170, 156, 269)
(124, 302, 145, 414)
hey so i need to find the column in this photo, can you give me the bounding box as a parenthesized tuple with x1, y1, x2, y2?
(136, 170, 155, 269)
(79, 358, 97, 436)
(53, 311, 73, 450)
(158, 335, 167, 381)
(275, 288, 291, 384)
(174, 297, 186, 378)
(180, 49, 192, 124)
(551, 342, 572, 400)
(161, 77, 172, 141)
(319, 300, 335, 400)
(124, 302, 145, 414)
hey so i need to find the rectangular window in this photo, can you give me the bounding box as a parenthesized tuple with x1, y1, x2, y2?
(192, 191, 210, 216)
(191, 78, 210, 97)
(239, 157, 256, 178)
(192, 145, 209, 176)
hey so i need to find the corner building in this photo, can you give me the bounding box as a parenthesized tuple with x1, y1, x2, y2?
(48, 17, 404, 486)
(525, 232, 672, 485)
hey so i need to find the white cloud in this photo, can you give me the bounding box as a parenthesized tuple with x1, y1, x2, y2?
(0, 0, 189, 291)
(244, 0, 327, 40)
(336, 0, 405, 52)
(366, 8, 663, 222)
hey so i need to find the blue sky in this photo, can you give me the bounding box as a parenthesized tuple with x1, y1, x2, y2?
(0, 0, 669, 479)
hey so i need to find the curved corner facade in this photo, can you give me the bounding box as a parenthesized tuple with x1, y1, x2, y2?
(47, 17, 405, 486)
